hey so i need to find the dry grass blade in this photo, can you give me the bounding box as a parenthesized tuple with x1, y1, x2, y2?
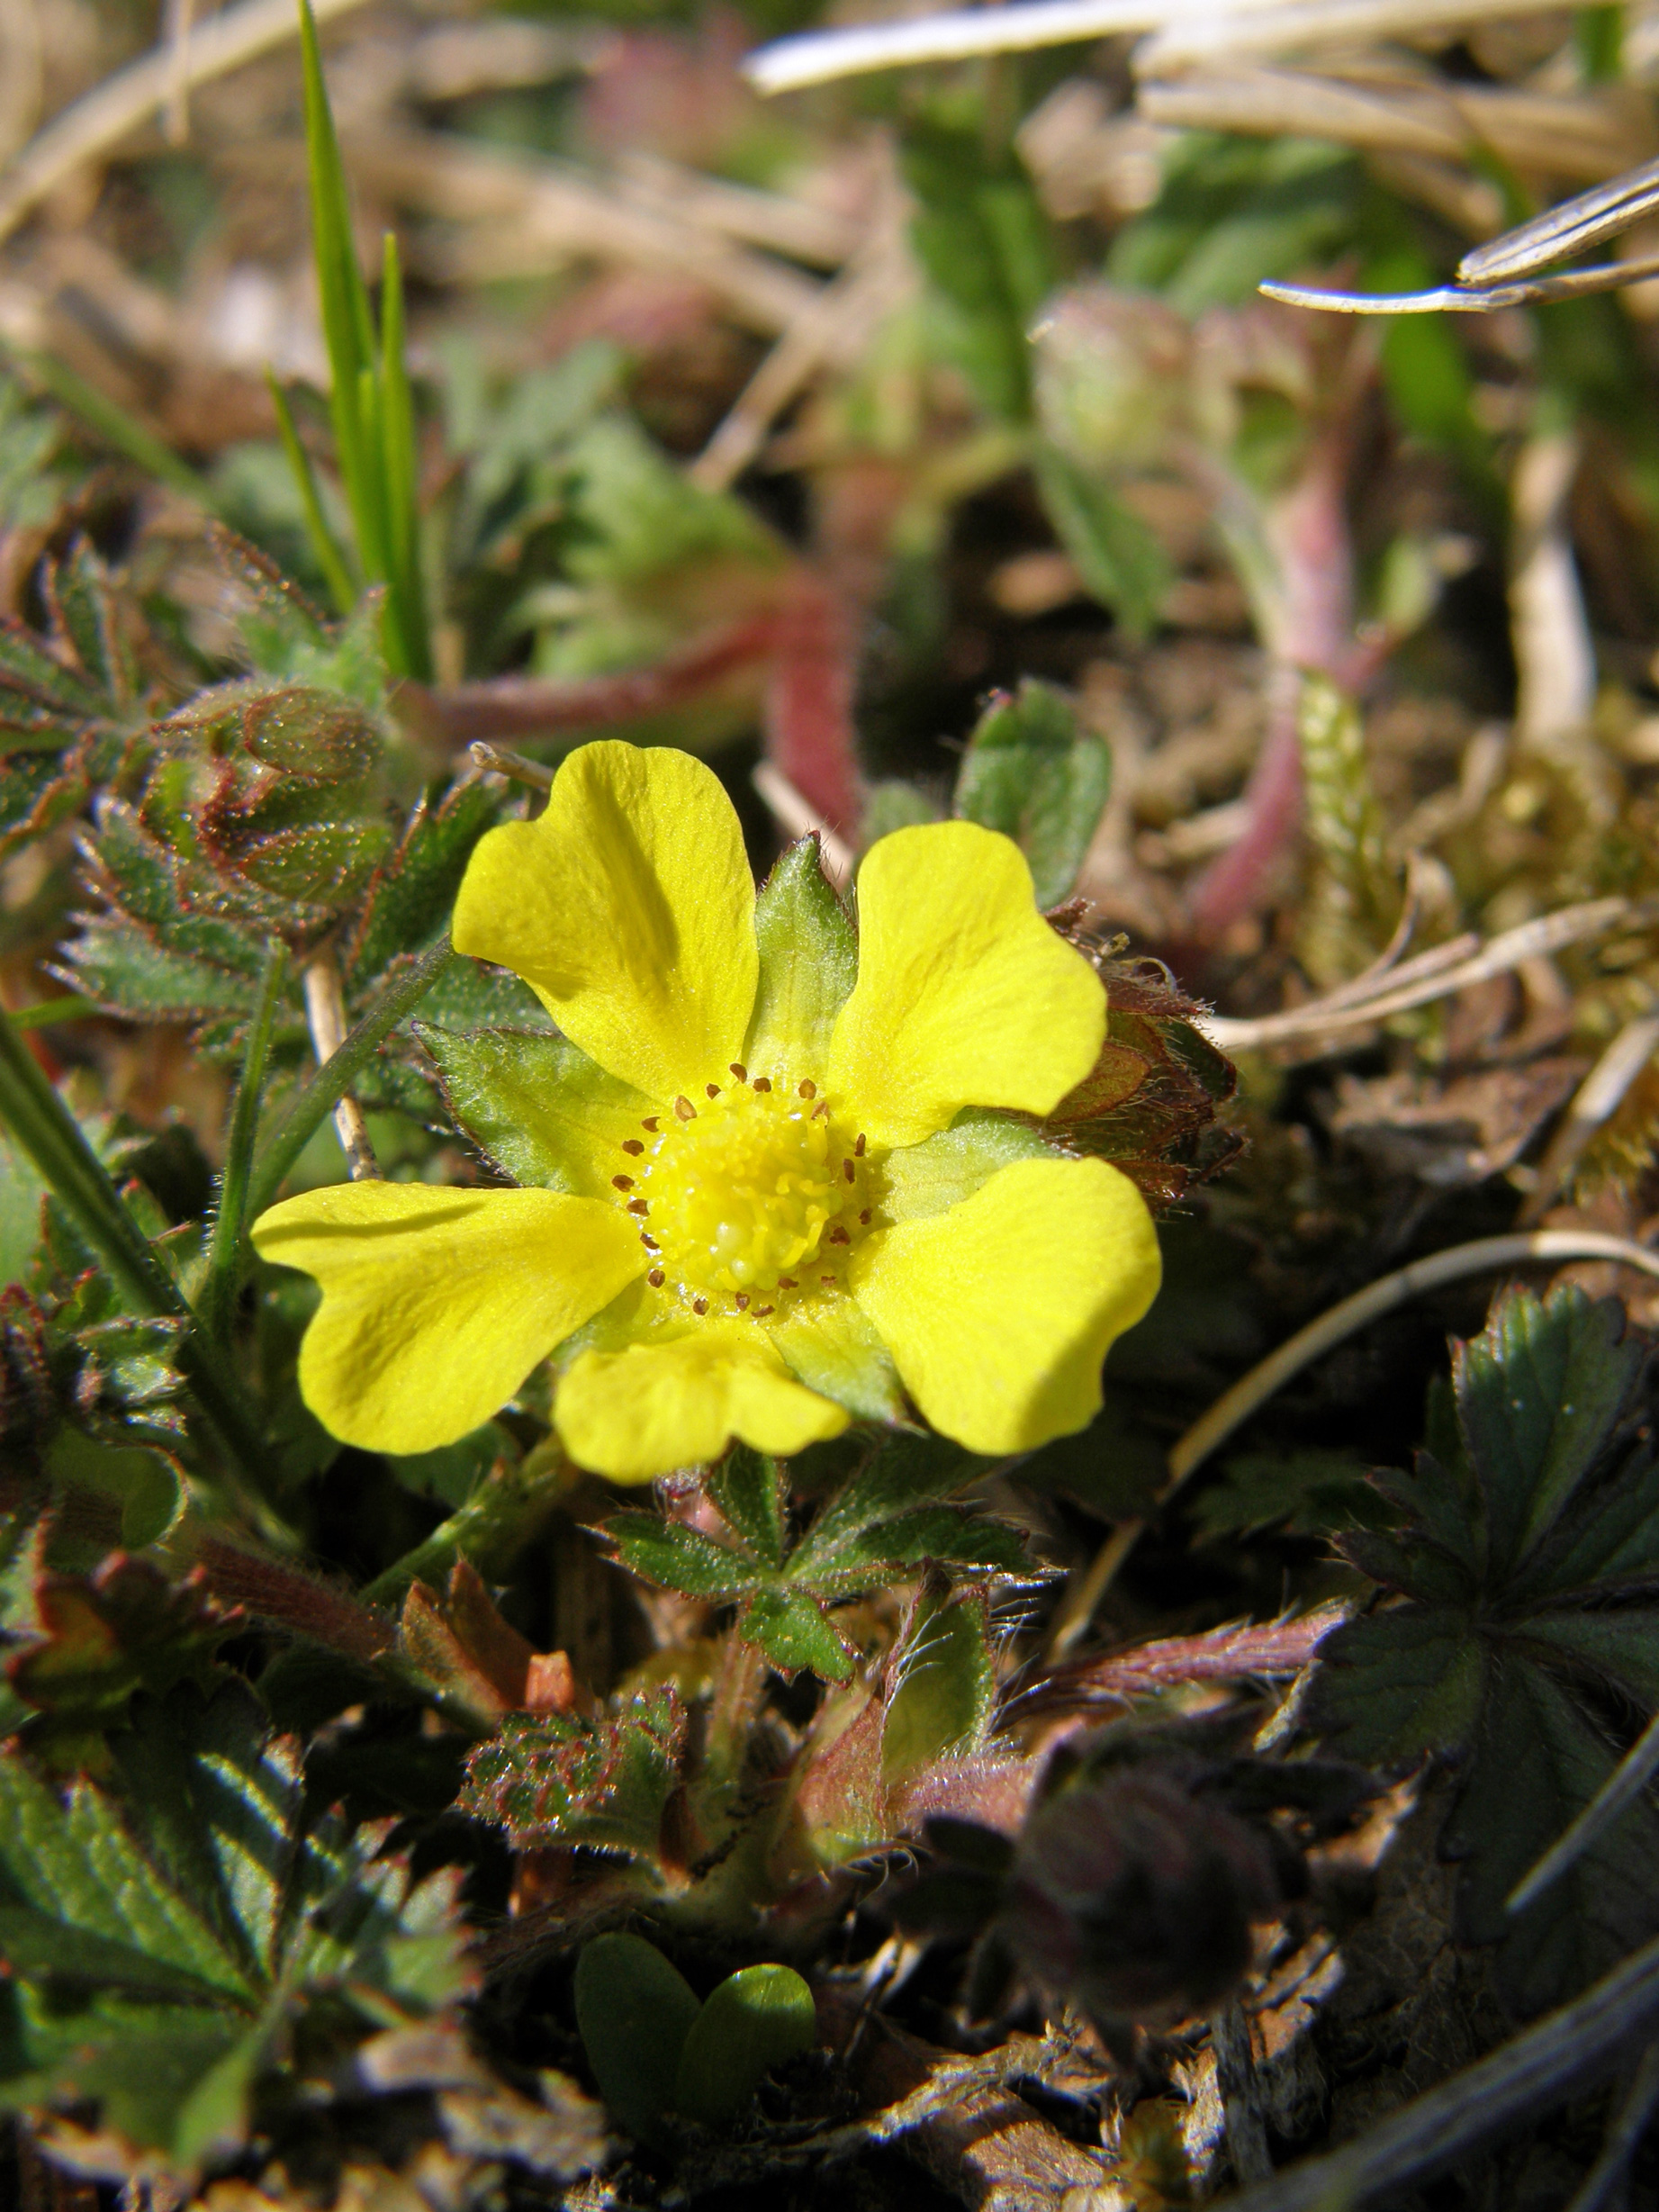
(752, 763, 855, 887)
(302, 953, 381, 1184)
(0, 0, 375, 246)
(1046, 1230, 1659, 1657)
(355, 131, 824, 336)
(1518, 1013, 1659, 1224)
(1202, 897, 1636, 1053)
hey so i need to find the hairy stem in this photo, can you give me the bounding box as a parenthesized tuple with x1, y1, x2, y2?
(0, 1006, 292, 1542)
(245, 936, 454, 1220)
(361, 1440, 579, 1606)
(200, 941, 289, 1350)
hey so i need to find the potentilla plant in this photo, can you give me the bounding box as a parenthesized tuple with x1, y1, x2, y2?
(251, 739, 1163, 1478)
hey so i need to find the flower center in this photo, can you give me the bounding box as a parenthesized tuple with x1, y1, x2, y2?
(611, 1068, 873, 1319)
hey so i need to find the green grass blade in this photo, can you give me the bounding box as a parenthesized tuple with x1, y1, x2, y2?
(376, 230, 431, 680)
(7, 345, 214, 504)
(297, 0, 374, 533)
(266, 371, 356, 616)
(200, 941, 290, 1351)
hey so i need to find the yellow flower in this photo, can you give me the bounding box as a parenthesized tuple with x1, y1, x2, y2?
(250, 742, 1160, 1480)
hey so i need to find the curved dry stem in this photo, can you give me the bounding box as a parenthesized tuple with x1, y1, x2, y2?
(1046, 1229, 1659, 1658)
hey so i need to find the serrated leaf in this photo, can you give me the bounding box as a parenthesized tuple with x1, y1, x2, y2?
(6, 1555, 236, 1734)
(607, 1513, 768, 1601)
(0, 1682, 474, 2160)
(457, 1687, 685, 1856)
(953, 679, 1113, 910)
(344, 778, 502, 986)
(708, 1448, 788, 1567)
(1305, 1605, 1485, 1765)
(1445, 1657, 1659, 2017)
(737, 1589, 852, 1682)
(1456, 1287, 1643, 1583)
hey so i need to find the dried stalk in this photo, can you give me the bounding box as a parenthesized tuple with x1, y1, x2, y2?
(354, 132, 824, 339)
(1047, 1230, 1659, 1657)
(0, 0, 374, 245)
(1201, 896, 1636, 1054)
(690, 224, 915, 492)
(751, 762, 855, 888)
(744, 0, 1578, 95)
(302, 953, 380, 1183)
(1518, 1013, 1659, 1226)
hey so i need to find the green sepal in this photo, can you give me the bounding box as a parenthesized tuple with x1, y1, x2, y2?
(881, 1109, 1052, 1224)
(879, 1587, 997, 1785)
(745, 837, 858, 1077)
(768, 1291, 908, 1423)
(418, 1025, 649, 1196)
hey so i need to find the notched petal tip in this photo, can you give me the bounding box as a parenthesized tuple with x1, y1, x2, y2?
(452, 740, 759, 1099)
(254, 1181, 646, 1457)
(828, 820, 1105, 1150)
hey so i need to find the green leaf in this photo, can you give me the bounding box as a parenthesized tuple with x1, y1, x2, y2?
(0, 1683, 474, 2157)
(673, 1963, 816, 2126)
(1305, 1606, 1486, 1765)
(1455, 1286, 1641, 1583)
(1032, 446, 1172, 645)
(1446, 1658, 1659, 2018)
(902, 124, 1057, 422)
(737, 1589, 852, 1682)
(573, 1931, 699, 2145)
(880, 1590, 997, 1783)
(746, 838, 858, 1074)
(608, 1514, 768, 1601)
(456, 1688, 685, 1856)
(953, 679, 1113, 909)
(1191, 1448, 1383, 1542)
(708, 1448, 788, 1567)
(419, 1025, 645, 1196)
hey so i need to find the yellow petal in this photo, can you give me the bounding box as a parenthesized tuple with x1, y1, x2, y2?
(827, 822, 1105, 1148)
(555, 1326, 847, 1481)
(452, 742, 758, 1098)
(252, 1183, 645, 1455)
(850, 1154, 1159, 1453)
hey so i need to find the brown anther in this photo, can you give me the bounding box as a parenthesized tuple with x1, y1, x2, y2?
(612, 1175, 635, 1191)
(648, 1269, 665, 1287)
(754, 1305, 774, 1317)
(855, 1133, 867, 1157)
(826, 1226, 850, 1244)
(860, 1209, 871, 1224)
(734, 1293, 750, 1311)
(778, 1277, 798, 1289)
(820, 1274, 837, 1287)
(693, 1297, 708, 1316)
(628, 1199, 650, 1215)
(753, 1075, 772, 1092)
(843, 1160, 855, 1182)
(730, 1063, 748, 1082)
(621, 1139, 645, 1156)
(798, 1079, 816, 1098)
(674, 1095, 697, 1121)
(642, 1116, 660, 1132)
(811, 1100, 830, 1120)
(640, 1233, 659, 1250)
(706, 1083, 721, 1098)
